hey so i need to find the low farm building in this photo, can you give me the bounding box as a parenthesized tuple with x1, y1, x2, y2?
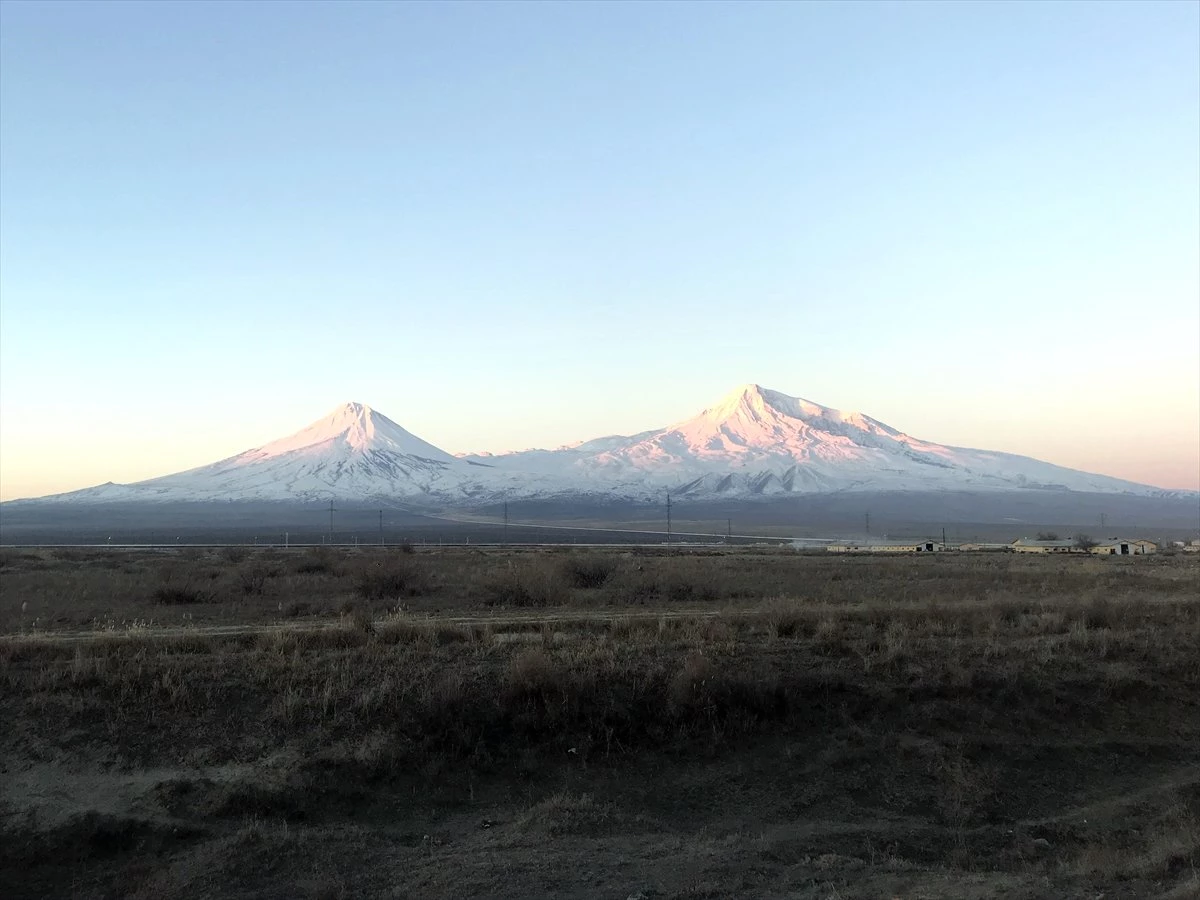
(1012, 538, 1158, 555)
(1011, 539, 1082, 554)
(827, 541, 942, 553)
(1089, 538, 1157, 556)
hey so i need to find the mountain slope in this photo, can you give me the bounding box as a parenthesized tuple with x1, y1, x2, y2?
(465, 384, 1161, 498)
(32, 403, 494, 504)
(6, 387, 1180, 505)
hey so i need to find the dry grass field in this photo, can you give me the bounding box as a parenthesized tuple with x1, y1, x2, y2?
(1, 547, 1198, 898)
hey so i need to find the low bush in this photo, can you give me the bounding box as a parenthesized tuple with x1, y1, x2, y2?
(760, 598, 806, 638)
(294, 549, 340, 576)
(152, 585, 212, 605)
(484, 560, 568, 607)
(239, 565, 271, 596)
(516, 793, 615, 836)
(354, 558, 422, 601)
(561, 553, 617, 589)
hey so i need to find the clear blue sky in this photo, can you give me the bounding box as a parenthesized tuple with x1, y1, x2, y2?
(2, 0, 1197, 499)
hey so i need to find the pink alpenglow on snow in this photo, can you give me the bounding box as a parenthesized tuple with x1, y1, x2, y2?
(14, 386, 1186, 505)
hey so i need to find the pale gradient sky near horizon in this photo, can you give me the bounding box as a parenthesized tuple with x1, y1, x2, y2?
(1, 0, 1198, 501)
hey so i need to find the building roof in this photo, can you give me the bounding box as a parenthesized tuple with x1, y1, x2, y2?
(828, 540, 938, 549)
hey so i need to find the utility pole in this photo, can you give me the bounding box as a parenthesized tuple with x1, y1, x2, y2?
(503, 502, 509, 546)
(666, 494, 672, 545)
(865, 512, 871, 536)
(1100, 512, 1107, 529)
(727, 518, 732, 542)
(328, 499, 337, 542)
(379, 510, 384, 546)
(942, 526, 946, 549)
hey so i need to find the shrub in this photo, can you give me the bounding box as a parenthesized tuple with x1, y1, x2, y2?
(283, 601, 312, 618)
(561, 554, 617, 589)
(345, 608, 375, 634)
(516, 793, 614, 836)
(760, 598, 806, 637)
(149, 564, 216, 604)
(354, 558, 422, 601)
(658, 564, 721, 602)
(294, 549, 340, 576)
(239, 565, 270, 596)
(376, 619, 476, 645)
(669, 651, 714, 706)
(505, 648, 563, 697)
(484, 560, 568, 607)
(152, 585, 212, 604)
(604, 561, 721, 604)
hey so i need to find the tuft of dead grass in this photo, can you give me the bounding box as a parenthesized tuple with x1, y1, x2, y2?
(515, 792, 615, 836)
(484, 559, 569, 607)
(352, 557, 423, 602)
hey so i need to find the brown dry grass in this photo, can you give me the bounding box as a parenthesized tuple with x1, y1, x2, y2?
(1, 551, 1197, 898)
(3, 543, 1195, 634)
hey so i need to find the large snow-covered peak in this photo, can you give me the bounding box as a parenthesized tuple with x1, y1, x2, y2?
(705, 384, 838, 425)
(245, 402, 456, 463)
(674, 384, 898, 450)
(7, 387, 1175, 508)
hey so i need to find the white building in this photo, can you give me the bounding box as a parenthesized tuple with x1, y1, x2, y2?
(827, 540, 942, 553)
(1011, 539, 1082, 554)
(1089, 538, 1157, 556)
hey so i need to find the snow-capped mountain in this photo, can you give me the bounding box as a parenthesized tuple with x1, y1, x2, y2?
(7, 387, 1179, 505)
(464, 384, 1160, 499)
(32, 403, 504, 504)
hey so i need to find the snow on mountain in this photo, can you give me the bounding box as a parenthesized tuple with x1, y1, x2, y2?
(33, 403, 499, 504)
(246, 402, 457, 462)
(465, 384, 1161, 499)
(8, 387, 1177, 505)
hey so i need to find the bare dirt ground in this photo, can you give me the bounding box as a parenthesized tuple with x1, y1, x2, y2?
(1, 547, 1197, 898)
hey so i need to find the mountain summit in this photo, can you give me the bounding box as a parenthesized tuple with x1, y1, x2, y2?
(673, 384, 901, 457)
(36, 402, 475, 504)
(470, 385, 1158, 499)
(245, 402, 455, 463)
(7, 386, 1171, 504)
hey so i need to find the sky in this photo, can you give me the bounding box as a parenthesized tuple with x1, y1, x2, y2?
(1, 0, 1198, 500)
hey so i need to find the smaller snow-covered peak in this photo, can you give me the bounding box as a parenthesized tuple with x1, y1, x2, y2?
(314, 402, 382, 451)
(245, 402, 456, 462)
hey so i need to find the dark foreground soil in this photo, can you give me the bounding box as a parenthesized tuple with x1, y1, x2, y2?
(1, 550, 1197, 898)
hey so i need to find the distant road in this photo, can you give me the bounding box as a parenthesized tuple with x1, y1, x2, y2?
(0, 607, 730, 644)
(419, 511, 826, 543)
